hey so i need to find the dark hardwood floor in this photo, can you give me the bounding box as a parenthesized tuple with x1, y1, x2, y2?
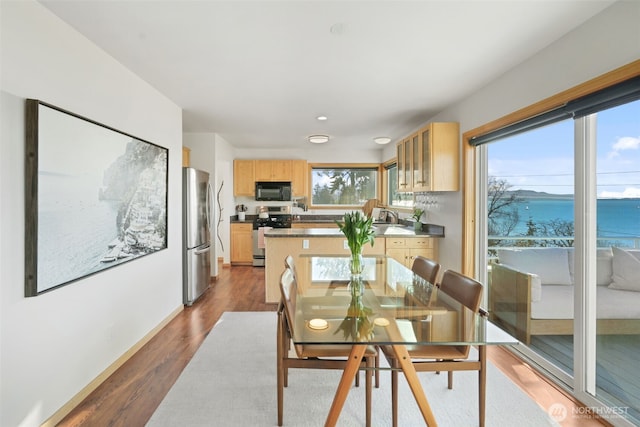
(57, 263, 607, 427)
(58, 264, 277, 427)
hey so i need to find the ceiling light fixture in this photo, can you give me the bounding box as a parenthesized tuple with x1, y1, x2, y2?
(316, 115, 328, 121)
(374, 137, 391, 145)
(308, 135, 329, 144)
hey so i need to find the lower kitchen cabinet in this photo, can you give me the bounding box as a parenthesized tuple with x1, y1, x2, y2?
(230, 223, 253, 265)
(385, 237, 437, 269)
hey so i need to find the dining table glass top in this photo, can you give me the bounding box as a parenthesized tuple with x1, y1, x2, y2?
(288, 255, 518, 347)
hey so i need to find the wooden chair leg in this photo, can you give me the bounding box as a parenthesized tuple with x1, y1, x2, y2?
(375, 347, 380, 388)
(448, 370, 453, 389)
(277, 314, 284, 426)
(366, 357, 372, 427)
(283, 337, 289, 388)
(391, 360, 398, 427)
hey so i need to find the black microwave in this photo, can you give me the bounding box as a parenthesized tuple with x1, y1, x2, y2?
(255, 181, 292, 201)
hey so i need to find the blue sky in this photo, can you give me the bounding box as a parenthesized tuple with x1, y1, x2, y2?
(488, 99, 640, 198)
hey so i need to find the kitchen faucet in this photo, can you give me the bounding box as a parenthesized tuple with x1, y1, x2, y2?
(382, 210, 399, 224)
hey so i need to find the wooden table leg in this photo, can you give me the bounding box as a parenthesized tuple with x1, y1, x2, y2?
(391, 345, 438, 426)
(324, 345, 367, 427)
(479, 345, 486, 427)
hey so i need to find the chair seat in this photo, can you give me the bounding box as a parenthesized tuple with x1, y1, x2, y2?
(380, 344, 468, 360)
(405, 345, 469, 360)
(297, 344, 377, 358)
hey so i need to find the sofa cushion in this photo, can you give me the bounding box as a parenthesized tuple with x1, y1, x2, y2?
(609, 247, 640, 292)
(497, 248, 572, 285)
(531, 284, 640, 319)
(567, 247, 613, 286)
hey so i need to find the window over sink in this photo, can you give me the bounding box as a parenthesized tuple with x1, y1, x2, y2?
(310, 165, 379, 207)
(384, 161, 413, 208)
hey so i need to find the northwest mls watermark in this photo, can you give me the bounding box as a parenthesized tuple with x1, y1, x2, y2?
(548, 402, 630, 422)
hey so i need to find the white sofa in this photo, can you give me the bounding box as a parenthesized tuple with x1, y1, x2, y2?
(489, 247, 640, 344)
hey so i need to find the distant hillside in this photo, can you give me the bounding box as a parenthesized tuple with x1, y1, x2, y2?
(508, 190, 574, 200)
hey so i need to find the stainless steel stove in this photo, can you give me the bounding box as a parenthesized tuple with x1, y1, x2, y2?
(252, 206, 292, 267)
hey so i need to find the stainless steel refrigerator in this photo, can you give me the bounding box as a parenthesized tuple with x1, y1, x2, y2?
(182, 167, 213, 305)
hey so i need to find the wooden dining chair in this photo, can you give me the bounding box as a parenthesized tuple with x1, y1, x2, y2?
(277, 265, 377, 427)
(382, 269, 484, 427)
(411, 255, 441, 285)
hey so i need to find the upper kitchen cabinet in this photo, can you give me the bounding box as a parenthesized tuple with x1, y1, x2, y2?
(233, 159, 308, 198)
(182, 147, 191, 167)
(291, 160, 308, 198)
(396, 135, 413, 191)
(234, 159, 255, 197)
(254, 160, 292, 182)
(397, 122, 460, 192)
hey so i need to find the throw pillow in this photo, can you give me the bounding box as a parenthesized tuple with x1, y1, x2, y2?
(497, 248, 572, 285)
(567, 247, 613, 286)
(609, 247, 640, 292)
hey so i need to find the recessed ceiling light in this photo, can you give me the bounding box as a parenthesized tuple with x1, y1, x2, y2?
(374, 137, 391, 145)
(316, 115, 328, 121)
(308, 135, 329, 144)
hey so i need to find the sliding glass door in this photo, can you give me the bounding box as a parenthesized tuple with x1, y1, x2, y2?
(481, 97, 639, 426)
(589, 100, 640, 423)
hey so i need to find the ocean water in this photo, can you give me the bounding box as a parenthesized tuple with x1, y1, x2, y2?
(507, 198, 640, 242)
(37, 173, 124, 292)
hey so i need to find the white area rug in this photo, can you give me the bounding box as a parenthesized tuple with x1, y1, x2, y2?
(147, 312, 559, 426)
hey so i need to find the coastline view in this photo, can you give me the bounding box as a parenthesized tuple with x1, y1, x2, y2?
(490, 192, 640, 248)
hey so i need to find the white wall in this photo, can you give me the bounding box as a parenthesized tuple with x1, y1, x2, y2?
(0, 2, 183, 426)
(383, 0, 640, 274)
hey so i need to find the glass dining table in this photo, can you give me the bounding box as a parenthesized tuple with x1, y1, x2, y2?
(289, 254, 519, 427)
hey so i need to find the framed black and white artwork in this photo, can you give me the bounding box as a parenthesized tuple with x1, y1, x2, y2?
(25, 99, 169, 296)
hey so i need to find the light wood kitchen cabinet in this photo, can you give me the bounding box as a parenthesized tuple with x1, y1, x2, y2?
(255, 160, 292, 182)
(233, 160, 255, 197)
(291, 159, 308, 198)
(230, 223, 253, 265)
(395, 122, 459, 192)
(396, 135, 413, 191)
(413, 122, 460, 192)
(386, 236, 437, 269)
(234, 158, 307, 197)
(182, 147, 191, 167)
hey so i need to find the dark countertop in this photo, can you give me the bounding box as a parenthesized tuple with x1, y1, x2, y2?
(229, 214, 444, 237)
(229, 214, 342, 224)
(265, 222, 445, 238)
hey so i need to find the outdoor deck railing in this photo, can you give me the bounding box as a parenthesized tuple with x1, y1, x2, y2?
(488, 235, 640, 250)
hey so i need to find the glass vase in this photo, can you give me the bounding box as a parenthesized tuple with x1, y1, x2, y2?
(350, 251, 364, 276)
(349, 251, 364, 296)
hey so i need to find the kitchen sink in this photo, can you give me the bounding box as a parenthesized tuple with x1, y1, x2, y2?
(372, 223, 415, 235)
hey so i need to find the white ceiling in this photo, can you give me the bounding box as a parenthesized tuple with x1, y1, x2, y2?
(40, 0, 613, 151)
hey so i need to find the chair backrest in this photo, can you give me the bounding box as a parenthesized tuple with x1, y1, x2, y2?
(279, 267, 297, 330)
(411, 256, 441, 285)
(284, 255, 298, 284)
(439, 270, 483, 313)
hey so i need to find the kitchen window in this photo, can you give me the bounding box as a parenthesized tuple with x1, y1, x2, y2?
(384, 161, 413, 208)
(310, 165, 379, 207)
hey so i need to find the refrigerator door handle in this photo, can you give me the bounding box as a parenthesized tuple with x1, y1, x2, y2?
(194, 245, 211, 255)
(206, 183, 213, 229)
